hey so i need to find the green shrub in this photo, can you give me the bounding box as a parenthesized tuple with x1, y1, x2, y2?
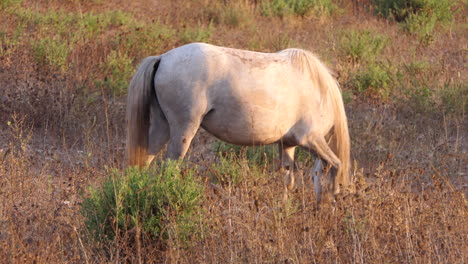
(117, 21, 176, 55)
(341, 89, 353, 104)
(32, 36, 72, 72)
(223, 8, 244, 28)
(210, 151, 245, 186)
(373, 0, 456, 42)
(213, 141, 314, 171)
(271, 32, 292, 51)
(104, 9, 139, 28)
(351, 63, 393, 98)
(439, 83, 467, 114)
(373, 0, 415, 21)
(219, 3, 255, 29)
(0, 0, 22, 10)
(11, 7, 177, 94)
(261, 0, 289, 17)
(78, 10, 140, 38)
(13, 8, 146, 41)
(398, 59, 431, 90)
(213, 141, 277, 168)
(373, 0, 454, 23)
(210, 141, 278, 187)
(81, 162, 205, 247)
(0, 28, 21, 57)
(396, 59, 458, 112)
(16, 9, 77, 39)
(96, 50, 134, 95)
(13, 9, 72, 71)
(261, 0, 337, 18)
(403, 11, 438, 44)
(407, 84, 434, 111)
(341, 29, 388, 64)
(402, 59, 430, 75)
(179, 22, 214, 44)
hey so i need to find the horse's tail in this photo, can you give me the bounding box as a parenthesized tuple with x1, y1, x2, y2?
(126, 56, 161, 167)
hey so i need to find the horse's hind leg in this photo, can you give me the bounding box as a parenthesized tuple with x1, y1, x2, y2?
(278, 144, 296, 200)
(159, 90, 206, 161)
(165, 126, 199, 160)
(147, 119, 169, 166)
(146, 102, 170, 166)
(165, 115, 203, 160)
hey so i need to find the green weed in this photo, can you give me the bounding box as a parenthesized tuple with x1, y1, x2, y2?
(373, 0, 455, 23)
(439, 83, 467, 114)
(213, 140, 314, 170)
(96, 50, 134, 95)
(407, 84, 435, 111)
(0, 0, 22, 10)
(261, 0, 337, 18)
(210, 141, 279, 187)
(79, 11, 124, 37)
(0, 29, 19, 57)
(403, 60, 430, 75)
(219, 3, 255, 29)
(16, 9, 79, 39)
(373, 0, 456, 43)
(213, 141, 277, 168)
(341, 29, 388, 64)
(32, 36, 72, 72)
(397, 59, 446, 112)
(15, 9, 81, 71)
(81, 161, 205, 247)
(396, 58, 465, 114)
(117, 21, 176, 55)
(223, 8, 244, 28)
(351, 63, 393, 99)
(246, 36, 263, 51)
(210, 152, 245, 187)
(341, 89, 353, 104)
(274, 32, 293, 51)
(403, 11, 438, 44)
(179, 22, 214, 44)
(75, 10, 141, 39)
(12, 7, 173, 92)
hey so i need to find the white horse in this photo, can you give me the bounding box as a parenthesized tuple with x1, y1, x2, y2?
(127, 43, 350, 200)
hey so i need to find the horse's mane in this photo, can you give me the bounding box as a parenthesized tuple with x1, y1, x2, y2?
(280, 48, 338, 106)
(280, 48, 350, 185)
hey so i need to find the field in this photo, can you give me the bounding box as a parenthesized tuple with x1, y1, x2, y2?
(0, 0, 466, 263)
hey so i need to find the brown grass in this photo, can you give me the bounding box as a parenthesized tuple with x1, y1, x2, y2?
(0, 0, 466, 263)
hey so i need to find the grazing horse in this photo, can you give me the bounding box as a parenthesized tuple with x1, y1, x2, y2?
(126, 43, 350, 200)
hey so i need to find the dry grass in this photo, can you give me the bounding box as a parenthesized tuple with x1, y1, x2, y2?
(0, 120, 466, 263)
(0, 0, 466, 263)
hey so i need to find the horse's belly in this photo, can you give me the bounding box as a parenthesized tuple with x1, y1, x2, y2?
(201, 107, 292, 146)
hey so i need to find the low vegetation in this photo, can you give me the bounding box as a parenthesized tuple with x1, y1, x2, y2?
(373, 0, 456, 43)
(260, 0, 338, 18)
(0, 0, 466, 263)
(81, 162, 205, 256)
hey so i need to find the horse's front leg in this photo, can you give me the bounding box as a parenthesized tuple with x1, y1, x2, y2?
(312, 157, 335, 203)
(312, 158, 323, 202)
(278, 144, 296, 201)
